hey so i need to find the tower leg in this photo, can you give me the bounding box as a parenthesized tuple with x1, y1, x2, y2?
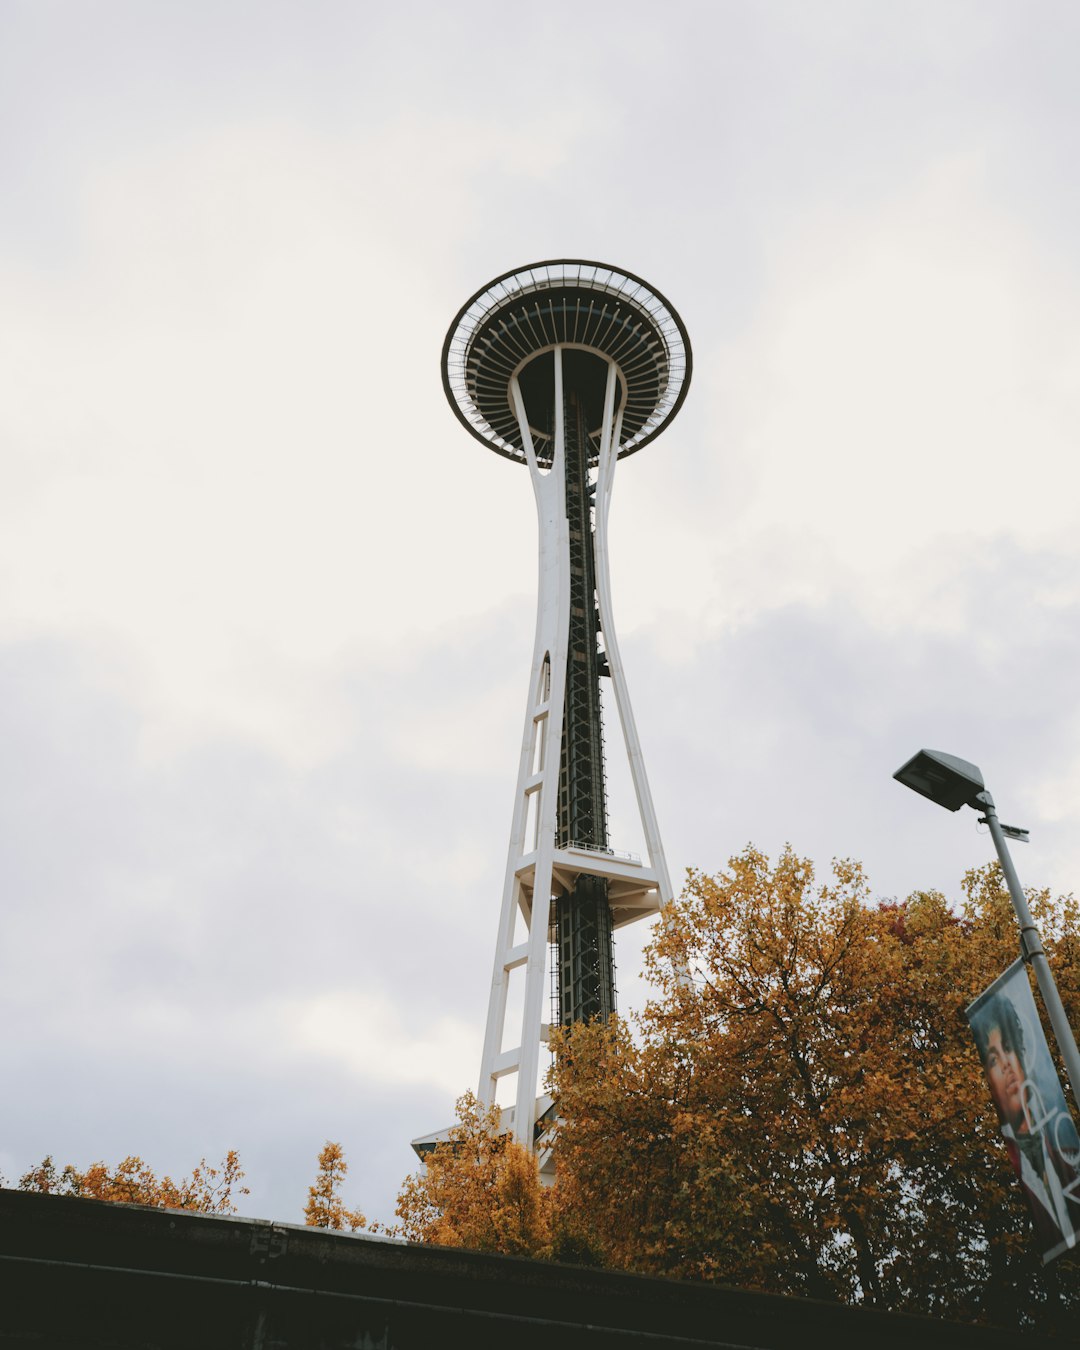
(477, 354, 570, 1142)
(593, 368, 675, 912)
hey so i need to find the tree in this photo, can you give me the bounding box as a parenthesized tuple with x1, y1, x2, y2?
(394, 1092, 551, 1258)
(17, 1150, 248, 1214)
(304, 1141, 366, 1231)
(549, 848, 1080, 1332)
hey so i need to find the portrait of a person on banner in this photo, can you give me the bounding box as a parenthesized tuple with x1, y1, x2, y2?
(968, 960, 1080, 1264)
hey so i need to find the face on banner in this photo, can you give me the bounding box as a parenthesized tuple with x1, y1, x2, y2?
(967, 960, 1080, 1265)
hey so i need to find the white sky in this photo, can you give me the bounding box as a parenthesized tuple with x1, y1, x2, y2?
(4, 0, 1080, 1225)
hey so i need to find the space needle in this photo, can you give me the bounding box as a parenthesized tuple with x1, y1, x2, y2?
(436, 260, 691, 1149)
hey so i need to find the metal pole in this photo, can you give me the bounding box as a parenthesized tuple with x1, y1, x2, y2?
(977, 790, 1080, 1111)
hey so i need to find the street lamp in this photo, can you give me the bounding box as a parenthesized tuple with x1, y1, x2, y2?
(894, 748, 1080, 1110)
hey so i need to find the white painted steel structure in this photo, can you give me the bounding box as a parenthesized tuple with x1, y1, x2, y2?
(439, 261, 691, 1149)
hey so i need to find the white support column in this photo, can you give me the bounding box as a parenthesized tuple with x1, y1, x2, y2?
(594, 362, 675, 910)
(477, 352, 570, 1146)
(512, 346, 570, 1143)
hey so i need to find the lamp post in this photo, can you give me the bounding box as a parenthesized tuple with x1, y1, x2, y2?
(894, 748, 1080, 1111)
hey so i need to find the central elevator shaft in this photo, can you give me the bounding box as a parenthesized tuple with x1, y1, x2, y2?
(555, 386, 615, 1026)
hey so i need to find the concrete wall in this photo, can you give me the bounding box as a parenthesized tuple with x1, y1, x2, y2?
(0, 1189, 1046, 1349)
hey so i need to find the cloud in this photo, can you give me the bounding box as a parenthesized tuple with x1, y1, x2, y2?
(284, 991, 476, 1097)
(622, 534, 1080, 907)
(607, 153, 1080, 659)
(0, 100, 599, 766)
(0, 626, 509, 1216)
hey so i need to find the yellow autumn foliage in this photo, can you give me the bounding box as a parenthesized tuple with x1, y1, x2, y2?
(395, 1093, 552, 1258)
(548, 848, 1080, 1331)
(304, 1140, 367, 1231)
(18, 1150, 248, 1214)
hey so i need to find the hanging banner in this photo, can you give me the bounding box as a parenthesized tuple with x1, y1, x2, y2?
(967, 959, 1080, 1264)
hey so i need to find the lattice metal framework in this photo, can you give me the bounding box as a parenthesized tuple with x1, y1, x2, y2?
(439, 259, 691, 1149)
(555, 386, 615, 1026)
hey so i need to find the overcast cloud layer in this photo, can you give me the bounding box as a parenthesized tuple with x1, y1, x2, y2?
(5, 0, 1080, 1225)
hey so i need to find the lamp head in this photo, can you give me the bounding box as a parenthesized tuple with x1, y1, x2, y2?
(893, 749, 986, 812)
